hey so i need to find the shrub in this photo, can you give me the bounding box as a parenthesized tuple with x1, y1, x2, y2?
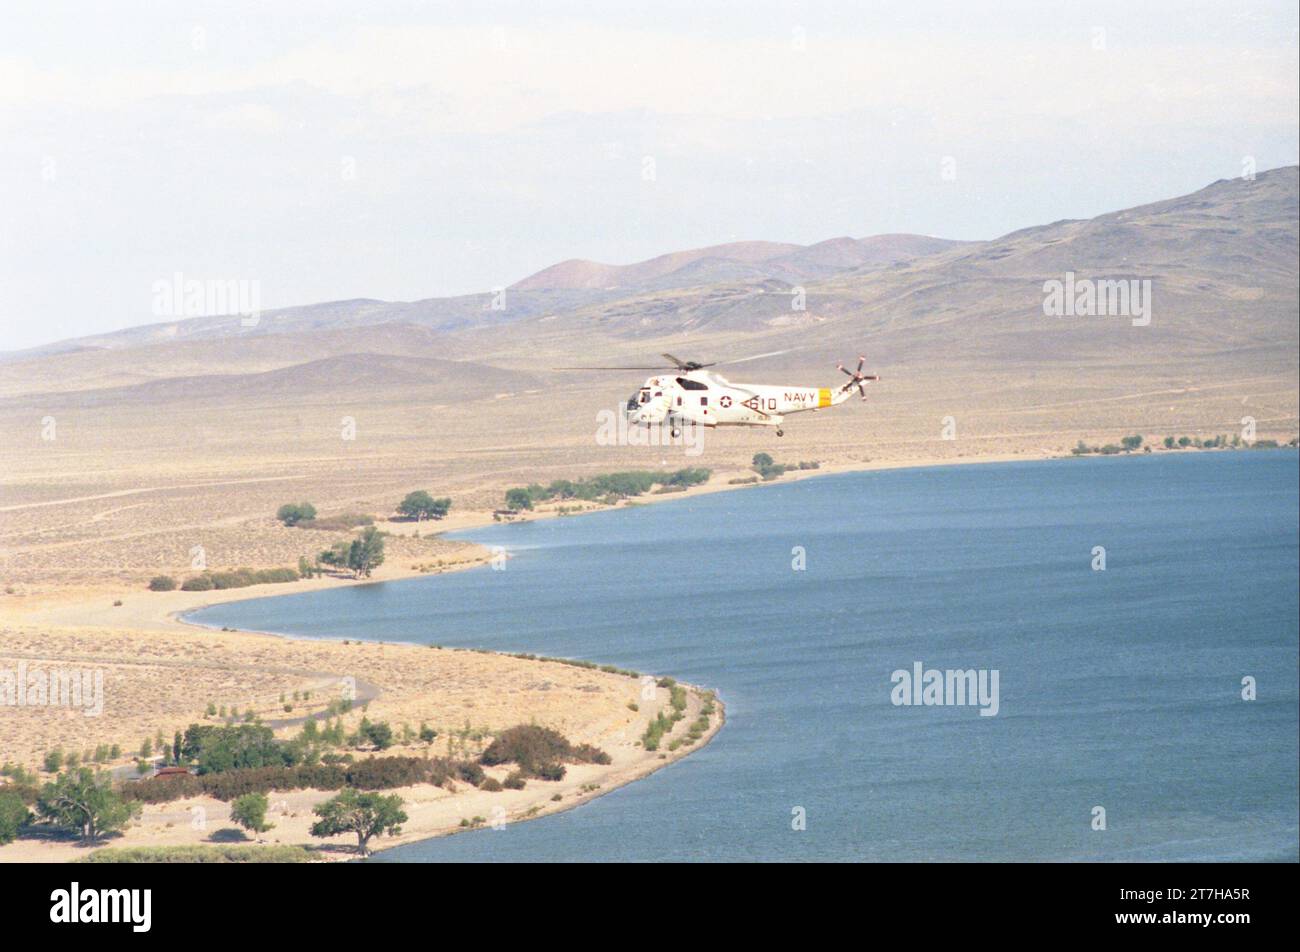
(481, 725, 572, 773)
(571, 744, 612, 765)
(148, 576, 177, 591)
(276, 502, 317, 527)
(80, 845, 315, 863)
(504, 488, 534, 511)
(122, 772, 204, 803)
(345, 757, 428, 790)
(0, 791, 30, 844)
(181, 575, 214, 592)
(533, 762, 566, 782)
(503, 771, 527, 790)
(480, 777, 503, 792)
(456, 762, 486, 787)
(205, 567, 301, 590)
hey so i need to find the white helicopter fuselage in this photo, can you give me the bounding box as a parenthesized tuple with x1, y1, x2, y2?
(626, 369, 854, 431)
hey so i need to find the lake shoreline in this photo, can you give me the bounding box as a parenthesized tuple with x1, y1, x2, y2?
(4, 445, 1290, 862)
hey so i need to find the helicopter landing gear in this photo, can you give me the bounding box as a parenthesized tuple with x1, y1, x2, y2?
(670, 427, 681, 438)
(775, 428, 784, 437)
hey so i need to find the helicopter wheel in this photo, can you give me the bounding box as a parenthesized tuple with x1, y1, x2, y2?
(670, 427, 681, 438)
(775, 428, 784, 437)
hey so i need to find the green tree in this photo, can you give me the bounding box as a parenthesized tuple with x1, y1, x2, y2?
(276, 502, 317, 527)
(318, 541, 350, 571)
(355, 718, 394, 750)
(397, 491, 451, 521)
(1121, 434, 1143, 451)
(43, 749, 64, 773)
(0, 791, 30, 845)
(504, 488, 533, 511)
(37, 768, 139, 843)
(230, 792, 274, 834)
(346, 526, 386, 578)
(183, 723, 285, 774)
(309, 790, 407, 857)
(752, 452, 774, 470)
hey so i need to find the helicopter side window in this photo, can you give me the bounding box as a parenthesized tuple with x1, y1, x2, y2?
(675, 377, 708, 391)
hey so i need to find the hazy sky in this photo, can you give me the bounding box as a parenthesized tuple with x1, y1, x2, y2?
(1, 0, 1297, 351)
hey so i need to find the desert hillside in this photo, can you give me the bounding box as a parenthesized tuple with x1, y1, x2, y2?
(0, 169, 1296, 598)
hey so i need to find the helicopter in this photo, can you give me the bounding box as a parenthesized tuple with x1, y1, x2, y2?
(559, 352, 878, 437)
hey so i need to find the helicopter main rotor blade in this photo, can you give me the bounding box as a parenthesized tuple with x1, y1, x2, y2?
(661, 353, 716, 371)
(715, 349, 791, 367)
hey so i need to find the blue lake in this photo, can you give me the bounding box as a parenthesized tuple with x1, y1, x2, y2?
(188, 451, 1300, 861)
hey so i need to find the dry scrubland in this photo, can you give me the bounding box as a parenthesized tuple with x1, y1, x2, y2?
(0, 622, 720, 860)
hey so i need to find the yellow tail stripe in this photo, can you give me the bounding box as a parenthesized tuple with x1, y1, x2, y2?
(818, 388, 832, 408)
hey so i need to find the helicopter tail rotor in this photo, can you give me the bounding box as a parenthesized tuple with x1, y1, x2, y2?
(837, 355, 879, 401)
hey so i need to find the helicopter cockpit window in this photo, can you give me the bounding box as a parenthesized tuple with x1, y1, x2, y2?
(626, 391, 642, 411)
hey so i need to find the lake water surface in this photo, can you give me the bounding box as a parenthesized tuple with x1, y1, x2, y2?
(188, 451, 1299, 862)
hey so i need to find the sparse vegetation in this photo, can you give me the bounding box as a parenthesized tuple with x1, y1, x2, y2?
(276, 502, 318, 527)
(750, 453, 816, 480)
(148, 575, 177, 591)
(504, 469, 711, 511)
(79, 845, 315, 863)
(396, 490, 451, 521)
(318, 526, 386, 578)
